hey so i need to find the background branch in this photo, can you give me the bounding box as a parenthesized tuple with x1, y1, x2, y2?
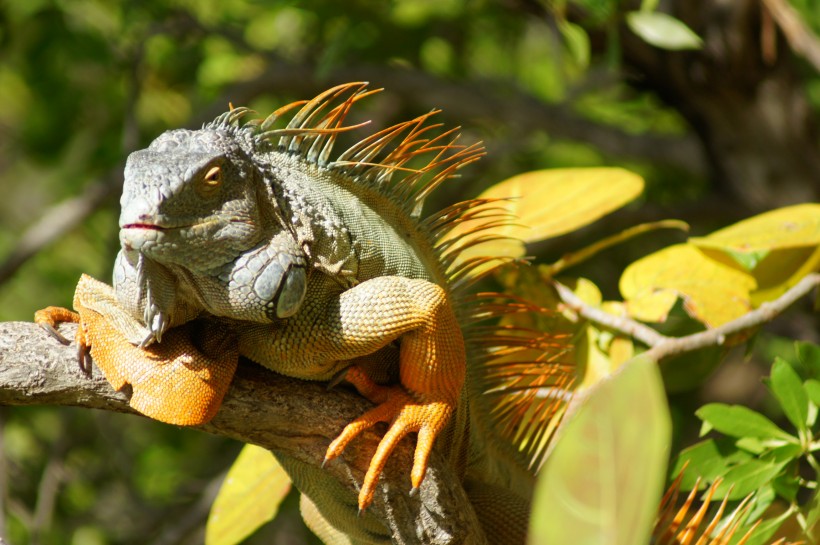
(762, 0, 820, 72)
(553, 272, 820, 362)
(0, 321, 484, 545)
(0, 49, 707, 290)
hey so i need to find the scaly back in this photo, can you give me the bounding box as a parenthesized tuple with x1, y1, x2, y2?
(206, 83, 571, 480)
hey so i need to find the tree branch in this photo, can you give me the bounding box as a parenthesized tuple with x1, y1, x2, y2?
(0, 321, 485, 545)
(762, 0, 820, 72)
(210, 58, 705, 175)
(553, 273, 820, 362)
(553, 280, 670, 348)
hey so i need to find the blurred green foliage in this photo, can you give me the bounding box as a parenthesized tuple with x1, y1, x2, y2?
(1, 1, 818, 544)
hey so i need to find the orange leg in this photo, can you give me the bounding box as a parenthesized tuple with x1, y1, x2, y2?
(315, 277, 466, 512)
(35, 274, 240, 426)
(326, 366, 454, 512)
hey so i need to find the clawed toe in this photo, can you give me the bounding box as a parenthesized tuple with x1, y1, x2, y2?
(41, 322, 71, 345)
(78, 344, 93, 376)
(34, 306, 92, 374)
(34, 306, 79, 345)
(324, 388, 453, 512)
(326, 367, 350, 391)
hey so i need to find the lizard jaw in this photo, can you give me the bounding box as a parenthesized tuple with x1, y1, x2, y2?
(120, 224, 173, 253)
(121, 223, 166, 231)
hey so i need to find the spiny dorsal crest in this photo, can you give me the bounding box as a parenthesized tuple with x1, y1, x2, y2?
(208, 84, 572, 473)
(206, 82, 515, 289)
(205, 82, 485, 220)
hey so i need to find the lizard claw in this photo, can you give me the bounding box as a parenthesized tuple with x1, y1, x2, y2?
(34, 306, 79, 344)
(78, 343, 93, 377)
(34, 306, 93, 375)
(41, 322, 71, 345)
(324, 380, 452, 512)
(140, 300, 169, 347)
(326, 367, 350, 391)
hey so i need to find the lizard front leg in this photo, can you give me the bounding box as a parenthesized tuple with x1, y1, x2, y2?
(36, 274, 239, 426)
(239, 275, 466, 512)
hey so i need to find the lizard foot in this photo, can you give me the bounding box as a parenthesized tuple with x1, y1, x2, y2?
(34, 306, 93, 374)
(39, 275, 241, 426)
(324, 366, 453, 512)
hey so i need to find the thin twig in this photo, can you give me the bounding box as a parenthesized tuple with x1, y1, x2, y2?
(31, 435, 66, 545)
(553, 273, 820, 362)
(147, 471, 226, 545)
(543, 219, 689, 277)
(553, 280, 670, 348)
(644, 272, 820, 361)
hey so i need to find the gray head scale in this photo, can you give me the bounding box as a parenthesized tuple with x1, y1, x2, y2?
(119, 127, 268, 273)
(116, 122, 308, 323)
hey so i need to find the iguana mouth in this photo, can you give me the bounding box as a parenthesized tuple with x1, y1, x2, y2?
(122, 223, 167, 231)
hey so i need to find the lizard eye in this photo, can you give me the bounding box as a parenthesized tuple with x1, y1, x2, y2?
(197, 165, 222, 198)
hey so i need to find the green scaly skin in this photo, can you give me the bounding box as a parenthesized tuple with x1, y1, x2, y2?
(40, 84, 536, 544)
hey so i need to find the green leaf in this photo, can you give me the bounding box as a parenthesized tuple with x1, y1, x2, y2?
(797, 341, 820, 379)
(735, 509, 792, 545)
(734, 436, 768, 455)
(724, 248, 769, 271)
(696, 403, 797, 443)
(745, 484, 776, 523)
(559, 20, 590, 69)
(805, 379, 820, 408)
(772, 467, 800, 502)
(765, 442, 803, 463)
(770, 357, 810, 434)
(711, 459, 788, 500)
(670, 438, 751, 490)
(626, 11, 703, 50)
(529, 357, 671, 545)
(205, 445, 292, 545)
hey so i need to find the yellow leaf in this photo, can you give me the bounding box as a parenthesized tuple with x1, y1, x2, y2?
(206, 444, 291, 545)
(620, 244, 757, 327)
(576, 323, 634, 388)
(689, 205, 820, 307)
(751, 245, 820, 305)
(442, 168, 644, 275)
(477, 167, 645, 244)
(624, 288, 679, 323)
(690, 203, 820, 254)
(571, 277, 602, 306)
(577, 324, 612, 388)
(608, 335, 634, 368)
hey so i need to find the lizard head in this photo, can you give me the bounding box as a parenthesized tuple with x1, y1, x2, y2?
(120, 127, 272, 272)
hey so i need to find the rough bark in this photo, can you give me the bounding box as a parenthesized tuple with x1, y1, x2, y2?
(0, 321, 485, 545)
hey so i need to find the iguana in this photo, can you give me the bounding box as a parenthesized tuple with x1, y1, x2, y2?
(36, 83, 545, 544)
